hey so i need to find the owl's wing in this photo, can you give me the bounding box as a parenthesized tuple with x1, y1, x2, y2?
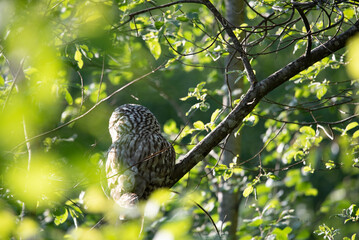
(106, 140, 148, 202)
(128, 135, 175, 198)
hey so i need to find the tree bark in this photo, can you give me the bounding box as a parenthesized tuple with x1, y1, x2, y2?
(217, 0, 245, 239)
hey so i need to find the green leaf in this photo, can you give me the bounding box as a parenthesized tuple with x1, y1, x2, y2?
(176, 16, 188, 22)
(325, 160, 335, 170)
(154, 21, 164, 30)
(353, 130, 359, 138)
(223, 168, 233, 181)
(0, 75, 4, 86)
(303, 165, 314, 173)
(210, 109, 221, 123)
(345, 122, 358, 132)
(343, 8, 355, 20)
(74, 49, 84, 69)
(347, 204, 359, 217)
(294, 151, 305, 161)
(272, 227, 292, 240)
(62, 88, 73, 105)
(233, 99, 241, 105)
(299, 126, 315, 136)
(193, 121, 205, 130)
(305, 187, 318, 196)
(146, 36, 161, 60)
(267, 172, 281, 180)
(54, 208, 68, 226)
(243, 115, 258, 127)
(213, 164, 227, 176)
(316, 85, 327, 100)
(243, 184, 254, 197)
(342, 122, 358, 136)
(248, 217, 263, 227)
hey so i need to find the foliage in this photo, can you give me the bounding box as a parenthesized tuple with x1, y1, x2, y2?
(0, 0, 359, 239)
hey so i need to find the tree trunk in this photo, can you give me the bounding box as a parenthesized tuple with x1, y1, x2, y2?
(218, 1, 245, 239)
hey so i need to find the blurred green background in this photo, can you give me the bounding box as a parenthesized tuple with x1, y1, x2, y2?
(0, 0, 358, 239)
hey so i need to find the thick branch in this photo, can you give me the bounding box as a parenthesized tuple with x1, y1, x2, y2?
(169, 20, 359, 187)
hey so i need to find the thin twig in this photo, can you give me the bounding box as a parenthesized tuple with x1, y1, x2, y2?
(254, 113, 359, 127)
(2, 58, 25, 112)
(11, 63, 165, 151)
(97, 56, 105, 103)
(112, 0, 203, 29)
(22, 117, 32, 171)
(77, 71, 85, 113)
(201, 0, 257, 86)
(238, 124, 286, 167)
(224, 51, 237, 109)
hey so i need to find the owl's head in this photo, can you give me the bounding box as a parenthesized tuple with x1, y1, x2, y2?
(109, 104, 161, 142)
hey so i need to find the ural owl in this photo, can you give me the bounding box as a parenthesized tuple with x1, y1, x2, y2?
(106, 104, 175, 206)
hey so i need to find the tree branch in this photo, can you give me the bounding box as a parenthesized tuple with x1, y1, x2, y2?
(200, 0, 257, 85)
(113, 0, 203, 28)
(116, 0, 256, 85)
(169, 20, 359, 187)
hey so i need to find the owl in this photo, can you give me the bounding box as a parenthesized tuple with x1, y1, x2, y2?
(106, 104, 175, 207)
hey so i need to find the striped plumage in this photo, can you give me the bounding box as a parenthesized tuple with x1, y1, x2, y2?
(106, 104, 175, 206)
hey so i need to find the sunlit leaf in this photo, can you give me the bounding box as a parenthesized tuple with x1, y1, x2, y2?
(325, 160, 336, 170)
(299, 126, 315, 136)
(74, 49, 84, 69)
(345, 122, 358, 131)
(294, 151, 305, 161)
(62, 88, 73, 105)
(210, 108, 221, 123)
(271, 227, 292, 240)
(243, 184, 254, 197)
(248, 217, 263, 227)
(316, 85, 327, 100)
(303, 165, 314, 173)
(267, 172, 281, 181)
(193, 120, 205, 130)
(223, 168, 233, 181)
(146, 35, 161, 60)
(347, 34, 359, 78)
(54, 208, 69, 226)
(353, 130, 359, 138)
(0, 75, 4, 86)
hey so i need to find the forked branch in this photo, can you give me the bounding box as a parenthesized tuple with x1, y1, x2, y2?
(169, 20, 359, 187)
